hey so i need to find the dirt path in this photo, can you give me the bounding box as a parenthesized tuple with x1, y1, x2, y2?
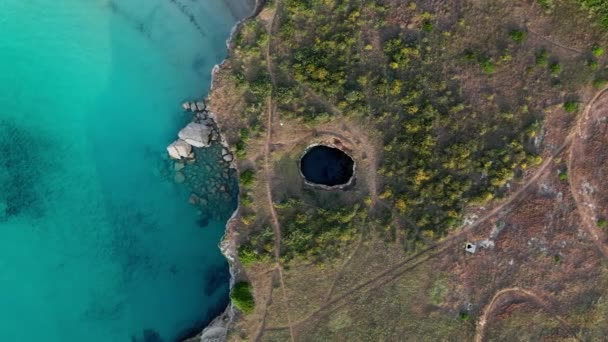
(567, 86, 608, 259)
(253, 269, 277, 342)
(527, 27, 585, 55)
(475, 287, 579, 342)
(260, 3, 296, 341)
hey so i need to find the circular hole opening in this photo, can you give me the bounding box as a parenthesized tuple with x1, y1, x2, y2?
(300, 145, 354, 187)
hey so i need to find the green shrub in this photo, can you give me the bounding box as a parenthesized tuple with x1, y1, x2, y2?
(238, 245, 271, 265)
(239, 169, 256, 187)
(563, 101, 579, 113)
(509, 29, 527, 42)
(459, 311, 470, 321)
(535, 50, 548, 66)
(593, 45, 605, 57)
(235, 140, 247, 158)
(231, 281, 255, 314)
(422, 20, 434, 32)
(588, 59, 599, 70)
(549, 62, 561, 76)
(558, 170, 568, 181)
(480, 58, 496, 74)
(597, 218, 607, 229)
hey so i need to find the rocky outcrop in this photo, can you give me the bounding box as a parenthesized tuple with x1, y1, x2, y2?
(167, 139, 193, 160)
(178, 123, 212, 148)
(168, 98, 235, 169)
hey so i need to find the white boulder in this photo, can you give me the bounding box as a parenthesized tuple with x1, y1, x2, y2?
(167, 139, 192, 160)
(178, 123, 212, 148)
(196, 101, 206, 111)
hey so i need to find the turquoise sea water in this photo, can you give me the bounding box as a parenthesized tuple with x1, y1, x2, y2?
(0, 1, 249, 341)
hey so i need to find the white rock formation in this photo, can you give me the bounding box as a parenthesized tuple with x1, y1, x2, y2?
(167, 139, 192, 160)
(196, 101, 206, 111)
(178, 123, 212, 148)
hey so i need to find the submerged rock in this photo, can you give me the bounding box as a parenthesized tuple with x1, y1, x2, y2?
(174, 162, 185, 171)
(189, 193, 200, 205)
(174, 172, 186, 183)
(178, 123, 212, 148)
(167, 139, 192, 160)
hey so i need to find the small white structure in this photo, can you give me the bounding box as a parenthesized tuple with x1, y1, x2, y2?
(465, 242, 477, 254)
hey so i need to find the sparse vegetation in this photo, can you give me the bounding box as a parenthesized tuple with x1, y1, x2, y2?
(597, 218, 607, 229)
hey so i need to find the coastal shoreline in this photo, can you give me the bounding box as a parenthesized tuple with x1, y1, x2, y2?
(181, 1, 264, 341)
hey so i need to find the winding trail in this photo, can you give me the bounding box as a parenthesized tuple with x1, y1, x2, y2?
(527, 27, 585, 55)
(253, 270, 276, 342)
(567, 86, 608, 259)
(475, 287, 579, 342)
(261, 3, 296, 341)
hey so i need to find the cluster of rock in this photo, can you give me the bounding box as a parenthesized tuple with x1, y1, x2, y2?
(167, 100, 232, 163)
(162, 99, 239, 223)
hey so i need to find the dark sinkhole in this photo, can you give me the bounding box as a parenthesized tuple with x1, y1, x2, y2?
(300, 145, 354, 187)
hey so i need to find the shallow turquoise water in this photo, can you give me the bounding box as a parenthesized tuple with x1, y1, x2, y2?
(0, 1, 248, 341)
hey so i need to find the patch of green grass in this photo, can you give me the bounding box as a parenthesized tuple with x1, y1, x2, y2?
(231, 281, 255, 314)
(563, 101, 579, 113)
(593, 45, 605, 57)
(429, 276, 449, 306)
(509, 29, 527, 43)
(558, 170, 568, 181)
(597, 218, 607, 229)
